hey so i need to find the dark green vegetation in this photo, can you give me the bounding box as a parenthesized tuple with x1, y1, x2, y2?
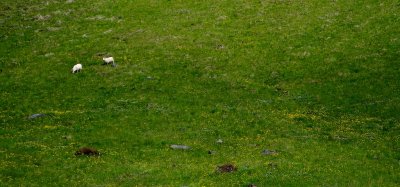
(1, 0, 400, 186)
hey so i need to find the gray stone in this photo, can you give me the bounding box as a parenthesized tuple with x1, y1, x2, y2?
(28, 114, 46, 119)
(208, 150, 216, 155)
(170, 144, 191, 150)
(262, 149, 277, 155)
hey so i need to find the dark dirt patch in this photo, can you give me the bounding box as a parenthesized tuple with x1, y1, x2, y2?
(217, 164, 237, 173)
(75, 147, 99, 156)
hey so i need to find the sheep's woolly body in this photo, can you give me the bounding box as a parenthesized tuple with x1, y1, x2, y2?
(103, 57, 114, 64)
(72, 64, 82, 73)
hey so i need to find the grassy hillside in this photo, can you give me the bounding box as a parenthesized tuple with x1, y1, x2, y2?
(1, 0, 399, 186)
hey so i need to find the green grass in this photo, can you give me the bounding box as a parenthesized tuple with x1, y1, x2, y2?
(1, 0, 400, 186)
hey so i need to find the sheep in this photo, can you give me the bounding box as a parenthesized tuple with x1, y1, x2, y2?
(103, 57, 116, 67)
(103, 57, 114, 65)
(71, 64, 82, 73)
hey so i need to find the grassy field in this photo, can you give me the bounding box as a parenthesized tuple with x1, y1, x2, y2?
(1, 0, 400, 186)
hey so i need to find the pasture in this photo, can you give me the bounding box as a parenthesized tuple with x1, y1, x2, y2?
(1, 0, 399, 186)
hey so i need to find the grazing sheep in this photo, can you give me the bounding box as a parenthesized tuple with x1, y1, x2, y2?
(103, 56, 117, 67)
(72, 64, 82, 73)
(102, 57, 114, 65)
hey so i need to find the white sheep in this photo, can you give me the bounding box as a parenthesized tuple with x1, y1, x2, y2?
(71, 64, 82, 73)
(103, 57, 114, 65)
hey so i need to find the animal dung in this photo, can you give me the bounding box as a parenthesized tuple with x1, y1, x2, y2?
(170, 144, 191, 150)
(217, 164, 237, 173)
(75, 147, 99, 156)
(28, 113, 46, 120)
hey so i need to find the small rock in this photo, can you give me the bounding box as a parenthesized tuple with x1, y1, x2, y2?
(103, 29, 113, 34)
(216, 139, 223, 144)
(248, 184, 257, 187)
(270, 71, 279, 79)
(75, 147, 99, 156)
(44, 53, 54, 57)
(28, 113, 46, 120)
(62, 135, 72, 140)
(262, 149, 277, 155)
(208, 150, 216, 155)
(170, 144, 191, 150)
(47, 27, 61, 32)
(216, 44, 225, 50)
(34, 14, 51, 21)
(268, 162, 278, 169)
(217, 164, 237, 173)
